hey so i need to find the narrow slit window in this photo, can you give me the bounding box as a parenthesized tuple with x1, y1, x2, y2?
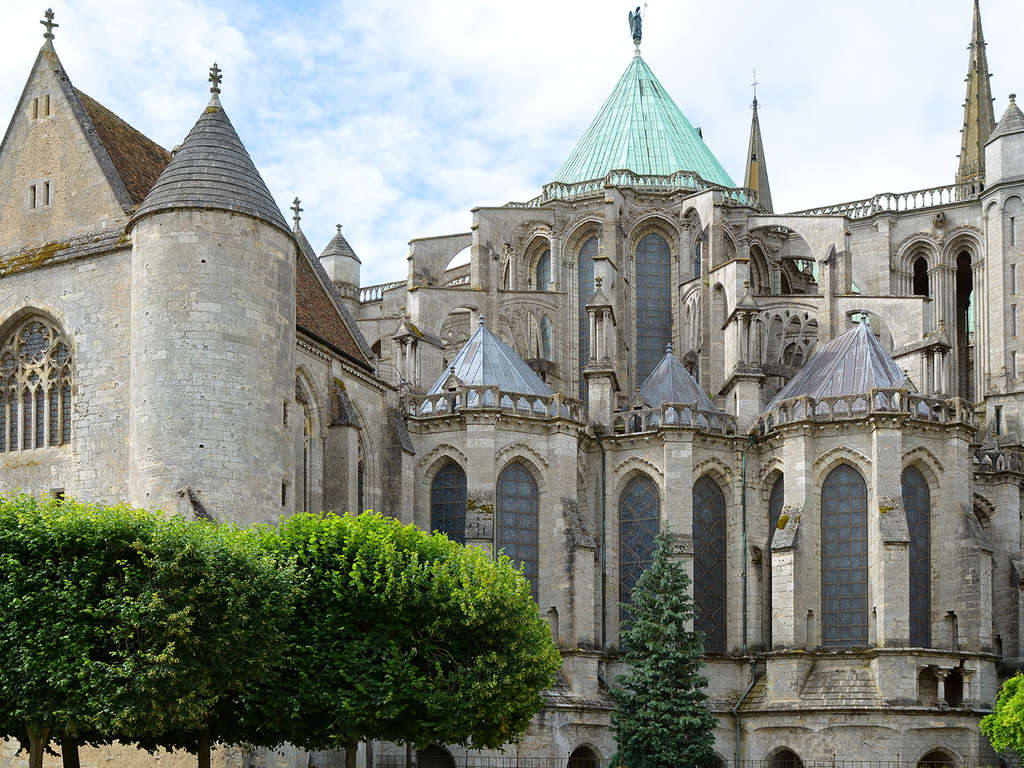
(32, 98, 38, 119)
(281, 481, 287, 507)
(1014, 305, 1018, 337)
(44, 182, 50, 206)
(43, 95, 50, 116)
(29, 184, 36, 209)
(1012, 264, 1017, 294)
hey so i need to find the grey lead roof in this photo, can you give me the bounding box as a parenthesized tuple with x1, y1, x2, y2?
(427, 319, 553, 397)
(320, 224, 361, 264)
(132, 93, 289, 233)
(637, 346, 720, 411)
(763, 320, 910, 412)
(989, 95, 1024, 143)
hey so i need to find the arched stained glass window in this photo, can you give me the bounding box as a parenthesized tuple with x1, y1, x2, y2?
(821, 464, 868, 647)
(636, 233, 672, 382)
(577, 237, 597, 400)
(619, 475, 660, 632)
(535, 249, 551, 291)
(0, 316, 72, 452)
(766, 475, 784, 648)
(431, 461, 467, 544)
(902, 466, 931, 647)
(693, 476, 726, 653)
(540, 316, 553, 361)
(497, 462, 540, 600)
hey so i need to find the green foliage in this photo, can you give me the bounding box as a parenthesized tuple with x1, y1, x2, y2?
(252, 511, 561, 751)
(981, 672, 1024, 755)
(611, 531, 716, 768)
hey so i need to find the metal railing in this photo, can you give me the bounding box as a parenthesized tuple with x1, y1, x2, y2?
(359, 279, 406, 303)
(505, 169, 761, 210)
(375, 757, 1003, 768)
(787, 181, 982, 220)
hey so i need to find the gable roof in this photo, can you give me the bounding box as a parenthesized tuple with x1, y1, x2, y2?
(74, 89, 170, 206)
(552, 54, 735, 187)
(427, 319, 553, 397)
(636, 346, 720, 411)
(763, 320, 910, 412)
(294, 223, 375, 370)
(133, 92, 289, 233)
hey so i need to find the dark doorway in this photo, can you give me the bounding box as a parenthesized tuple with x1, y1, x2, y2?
(567, 746, 599, 768)
(913, 256, 930, 296)
(770, 749, 803, 768)
(417, 746, 455, 768)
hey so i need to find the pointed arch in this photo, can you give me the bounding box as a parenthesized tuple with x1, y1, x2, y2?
(618, 473, 660, 635)
(902, 465, 931, 647)
(577, 235, 598, 399)
(693, 474, 727, 653)
(821, 464, 868, 647)
(636, 232, 672, 381)
(496, 461, 540, 601)
(431, 460, 467, 544)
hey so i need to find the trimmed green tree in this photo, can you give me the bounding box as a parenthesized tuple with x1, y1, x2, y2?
(981, 672, 1024, 756)
(611, 531, 716, 768)
(251, 511, 561, 761)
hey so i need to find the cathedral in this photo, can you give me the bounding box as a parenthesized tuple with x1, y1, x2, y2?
(2, 3, 1023, 767)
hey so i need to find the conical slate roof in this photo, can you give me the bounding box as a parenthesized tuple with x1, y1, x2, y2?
(320, 224, 360, 264)
(989, 95, 1024, 143)
(637, 346, 720, 411)
(552, 55, 735, 187)
(133, 93, 289, 233)
(427, 318, 553, 397)
(764, 320, 909, 412)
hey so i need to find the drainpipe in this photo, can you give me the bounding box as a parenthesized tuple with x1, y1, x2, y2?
(734, 433, 758, 765)
(597, 432, 608, 649)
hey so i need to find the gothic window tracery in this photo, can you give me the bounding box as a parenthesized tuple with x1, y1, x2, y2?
(693, 475, 726, 653)
(821, 464, 868, 647)
(535, 249, 551, 291)
(577, 237, 597, 400)
(496, 461, 539, 601)
(618, 475, 660, 634)
(431, 461, 467, 544)
(902, 466, 931, 647)
(0, 316, 72, 452)
(635, 233, 672, 382)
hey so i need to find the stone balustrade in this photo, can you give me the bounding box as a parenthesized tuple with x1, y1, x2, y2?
(787, 181, 981, 219)
(611, 403, 738, 437)
(358, 279, 406, 303)
(756, 388, 975, 435)
(974, 446, 1024, 474)
(407, 385, 584, 422)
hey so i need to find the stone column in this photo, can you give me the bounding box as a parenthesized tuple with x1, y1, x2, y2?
(662, 433, 694, 630)
(774, 429, 814, 648)
(465, 418, 497, 554)
(871, 418, 910, 646)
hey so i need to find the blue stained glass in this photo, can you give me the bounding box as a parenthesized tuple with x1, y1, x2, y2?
(497, 462, 539, 601)
(431, 461, 467, 544)
(636, 234, 672, 382)
(535, 249, 551, 290)
(577, 237, 597, 400)
(902, 467, 931, 647)
(821, 465, 868, 647)
(619, 475, 660, 636)
(693, 476, 726, 653)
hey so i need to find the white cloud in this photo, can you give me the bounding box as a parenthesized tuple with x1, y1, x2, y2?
(1, 1, 1022, 284)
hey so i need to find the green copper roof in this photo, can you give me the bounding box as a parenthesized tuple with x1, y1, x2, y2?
(552, 55, 735, 187)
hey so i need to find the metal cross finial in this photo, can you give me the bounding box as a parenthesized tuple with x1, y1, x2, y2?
(290, 197, 302, 226)
(41, 8, 58, 41)
(209, 62, 222, 94)
(751, 69, 759, 108)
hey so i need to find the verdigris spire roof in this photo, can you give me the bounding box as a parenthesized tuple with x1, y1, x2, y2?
(427, 317, 553, 397)
(956, 0, 995, 189)
(989, 94, 1024, 143)
(133, 65, 289, 234)
(552, 55, 735, 187)
(744, 75, 773, 213)
(320, 224, 360, 264)
(637, 344, 720, 412)
(764, 320, 910, 412)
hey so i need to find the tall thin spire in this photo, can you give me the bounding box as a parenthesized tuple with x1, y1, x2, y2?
(744, 70, 773, 213)
(956, 0, 995, 192)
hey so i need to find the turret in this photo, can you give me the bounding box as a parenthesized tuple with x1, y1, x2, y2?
(127, 65, 296, 524)
(985, 94, 1024, 187)
(319, 223, 361, 312)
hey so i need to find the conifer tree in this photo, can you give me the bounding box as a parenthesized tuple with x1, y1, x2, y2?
(611, 531, 717, 768)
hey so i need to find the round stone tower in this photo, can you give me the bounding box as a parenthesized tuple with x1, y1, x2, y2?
(127, 68, 295, 525)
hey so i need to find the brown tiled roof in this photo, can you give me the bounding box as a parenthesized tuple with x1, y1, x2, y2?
(75, 89, 170, 206)
(296, 251, 371, 369)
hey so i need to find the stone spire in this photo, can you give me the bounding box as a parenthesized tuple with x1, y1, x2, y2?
(744, 71, 773, 213)
(956, 0, 995, 192)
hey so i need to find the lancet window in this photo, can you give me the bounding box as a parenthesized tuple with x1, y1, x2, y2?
(635, 233, 672, 382)
(496, 462, 539, 600)
(577, 237, 597, 399)
(535, 249, 551, 291)
(693, 475, 726, 653)
(902, 466, 931, 647)
(821, 465, 868, 647)
(618, 475, 660, 634)
(431, 461, 467, 544)
(0, 316, 72, 452)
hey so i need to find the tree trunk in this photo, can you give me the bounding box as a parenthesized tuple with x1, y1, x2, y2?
(26, 723, 51, 768)
(61, 736, 80, 768)
(345, 740, 358, 768)
(198, 731, 211, 768)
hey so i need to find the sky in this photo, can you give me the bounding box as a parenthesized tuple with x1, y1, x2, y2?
(1, 1, 1023, 285)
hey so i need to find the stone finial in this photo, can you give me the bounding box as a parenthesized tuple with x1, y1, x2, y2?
(479, 314, 485, 327)
(209, 62, 222, 94)
(1011, 93, 1018, 104)
(665, 341, 673, 355)
(594, 275, 603, 290)
(290, 197, 302, 226)
(336, 224, 342, 234)
(40, 8, 57, 41)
